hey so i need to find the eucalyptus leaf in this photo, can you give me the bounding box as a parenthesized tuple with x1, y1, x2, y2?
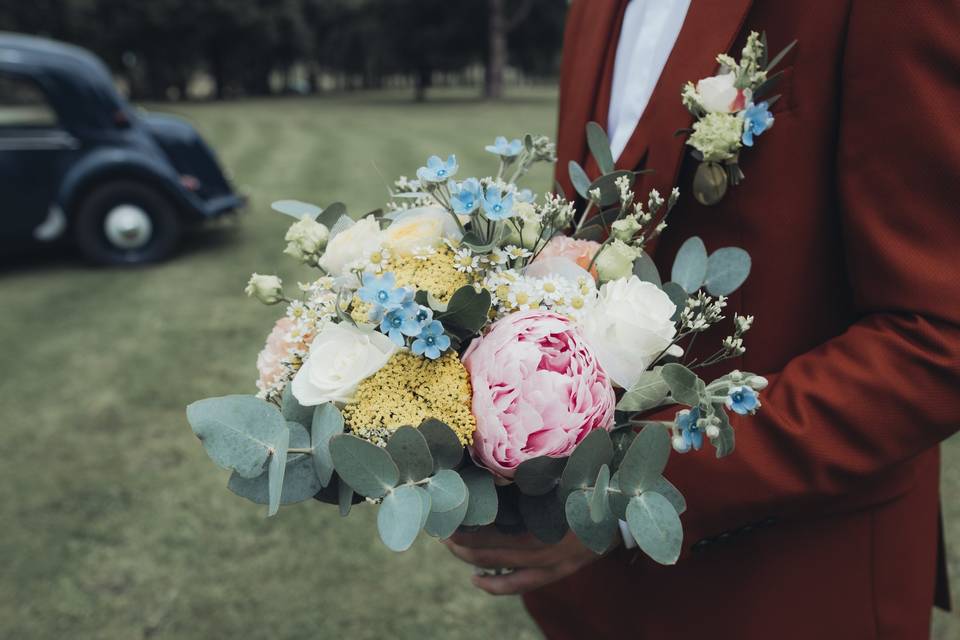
(518, 490, 569, 544)
(417, 484, 432, 530)
(661, 281, 688, 322)
(648, 476, 687, 515)
(311, 403, 344, 487)
(386, 426, 434, 483)
(329, 434, 399, 499)
(337, 475, 353, 517)
(424, 497, 468, 539)
(377, 485, 427, 552)
(607, 472, 629, 519)
(712, 403, 736, 458)
(671, 236, 708, 294)
(588, 170, 634, 208)
(419, 419, 463, 472)
(435, 286, 492, 335)
(660, 363, 702, 406)
(568, 160, 591, 199)
(611, 430, 637, 470)
(514, 456, 566, 496)
(227, 422, 321, 507)
(586, 121, 615, 174)
(266, 427, 290, 517)
(425, 469, 467, 513)
(589, 464, 611, 523)
(765, 38, 798, 72)
(617, 369, 670, 413)
(271, 199, 322, 220)
(460, 466, 498, 526)
(705, 247, 752, 296)
(317, 202, 348, 228)
(617, 424, 671, 496)
(281, 384, 314, 427)
(559, 429, 613, 499)
(565, 489, 618, 554)
(626, 492, 683, 565)
(632, 251, 662, 287)
(187, 395, 289, 479)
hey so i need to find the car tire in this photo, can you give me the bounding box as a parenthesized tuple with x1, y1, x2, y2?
(73, 180, 182, 265)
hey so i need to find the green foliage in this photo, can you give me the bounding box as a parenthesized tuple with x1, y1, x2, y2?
(617, 424, 671, 495)
(514, 455, 566, 496)
(661, 281, 689, 321)
(329, 434, 399, 499)
(460, 465, 497, 526)
(705, 247, 751, 296)
(712, 403, 736, 458)
(626, 492, 682, 565)
(186, 395, 288, 479)
(660, 363, 704, 406)
(559, 429, 613, 499)
(419, 419, 463, 472)
(518, 490, 568, 544)
(568, 160, 591, 199)
(671, 236, 708, 294)
(585, 121, 615, 174)
(632, 250, 662, 287)
(281, 384, 315, 427)
(386, 426, 434, 483)
(588, 170, 635, 208)
(271, 199, 322, 221)
(311, 403, 344, 487)
(378, 485, 430, 552)
(337, 475, 354, 517)
(227, 422, 321, 507)
(617, 369, 670, 413)
(424, 498, 469, 539)
(565, 489, 618, 554)
(434, 286, 492, 337)
(424, 469, 467, 513)
(589, 464, 611, 523)
(317, 202, 349, 228)
(266, 427, 290, 516)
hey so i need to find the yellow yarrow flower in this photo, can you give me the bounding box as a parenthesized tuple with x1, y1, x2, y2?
(386, 246, 470, 303)
(342, 350, 476, 447)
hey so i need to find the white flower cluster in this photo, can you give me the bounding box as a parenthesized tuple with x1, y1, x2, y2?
(483, 269, 597, 321)
(679, 291, 728, 332)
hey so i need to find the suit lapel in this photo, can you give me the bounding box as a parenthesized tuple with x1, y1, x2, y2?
(621, 0, 754, 199)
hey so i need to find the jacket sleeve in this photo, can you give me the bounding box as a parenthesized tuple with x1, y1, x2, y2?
(659, 0, 960, 552)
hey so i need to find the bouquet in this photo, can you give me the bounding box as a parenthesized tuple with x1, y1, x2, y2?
(188, 126, 766, 565)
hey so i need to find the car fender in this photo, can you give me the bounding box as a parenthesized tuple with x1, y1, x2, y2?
(58, 147, 202, 220)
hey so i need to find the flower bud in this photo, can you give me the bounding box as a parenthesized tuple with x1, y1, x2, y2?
(594, 239, 640, 283)
(284, 215, 329, 265)
(672, 435, 688, 452)
(705, 425, 720, 439)
(747, 375, 769, 390)
(610, 215, 641, 242)
(245, 273, 283, 305)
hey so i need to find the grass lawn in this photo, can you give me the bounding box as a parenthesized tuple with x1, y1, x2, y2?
(1, 86, 957, 639)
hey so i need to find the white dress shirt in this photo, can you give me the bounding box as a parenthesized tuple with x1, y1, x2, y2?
(607, 0, 691, 161)
(609, 0, 690, 548)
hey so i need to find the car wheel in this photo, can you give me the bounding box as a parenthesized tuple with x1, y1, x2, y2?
(73, 180, 181, 265)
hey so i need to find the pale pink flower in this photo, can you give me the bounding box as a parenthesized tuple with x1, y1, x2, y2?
(256, 317, 301, 393)
(462, 310, 616, 479)
(534, 236, 602, 279)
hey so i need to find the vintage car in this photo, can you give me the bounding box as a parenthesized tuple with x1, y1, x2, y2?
(0, 33, 244, 264)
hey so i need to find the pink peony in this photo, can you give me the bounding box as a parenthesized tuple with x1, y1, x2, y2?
(256, 317, 302, 393)
(462, 309, 616, 479)
(534, 236, 602, 279)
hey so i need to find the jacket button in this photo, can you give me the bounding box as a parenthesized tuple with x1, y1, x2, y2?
(691, 539, 711, 553)
(759, 517, 778, 528)
(737, 524, 754, 535)
(716, 532, 733, 543)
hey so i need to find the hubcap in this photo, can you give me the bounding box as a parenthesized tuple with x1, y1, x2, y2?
(103, 204, 153, 250)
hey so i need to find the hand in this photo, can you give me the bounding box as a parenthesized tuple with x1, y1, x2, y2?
(442, 527, 604, 595)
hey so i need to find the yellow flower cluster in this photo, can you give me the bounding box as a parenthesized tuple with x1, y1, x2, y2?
(387, 246, 470, 303)
(342, 350, 476, 447)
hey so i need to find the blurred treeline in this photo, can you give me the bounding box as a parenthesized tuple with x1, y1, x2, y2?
(0, 0, 567, 101)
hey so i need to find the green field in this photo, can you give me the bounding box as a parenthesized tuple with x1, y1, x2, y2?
(1, 87, 957, 639)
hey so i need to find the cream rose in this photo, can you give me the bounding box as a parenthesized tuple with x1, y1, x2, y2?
(579, 276, 682, 389)
(245, 273, 283, 305)
(318, 215, 384, 276)
(291, 322, 398, 405)
(383, 206, 462, 256)
(696, 72, 748, 113)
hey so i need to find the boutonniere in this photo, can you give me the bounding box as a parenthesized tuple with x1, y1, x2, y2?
(679, 31, 796, 206)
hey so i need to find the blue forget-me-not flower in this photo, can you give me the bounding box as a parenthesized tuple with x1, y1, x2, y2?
(380, 301, 423, 347)
(481, 185, 514, 221)
(417, 154, 458, 183)
(726, 385, 761, 415)
(674, 407, 703, 452)
(411, 320, 451, 360)
(450, 178, 482, 215)
(741, 102, 774, 147)
(485, 136, 523, 158)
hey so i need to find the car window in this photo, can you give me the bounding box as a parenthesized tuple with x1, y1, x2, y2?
(0, 73, 59, 128)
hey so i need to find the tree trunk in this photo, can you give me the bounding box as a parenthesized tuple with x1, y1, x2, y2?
(485, 0, 507, 99)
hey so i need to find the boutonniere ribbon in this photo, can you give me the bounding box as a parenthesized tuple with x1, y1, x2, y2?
(678, 31, 797, 206)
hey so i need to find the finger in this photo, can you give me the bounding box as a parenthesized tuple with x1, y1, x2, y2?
(442, 540, 557, 569)
(472, 567, 560, 596)
(448, 529, 547, 550)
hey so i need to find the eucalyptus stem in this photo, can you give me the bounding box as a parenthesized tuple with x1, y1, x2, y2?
(288, 448, 313, 455)
(574, 200, 596, 234)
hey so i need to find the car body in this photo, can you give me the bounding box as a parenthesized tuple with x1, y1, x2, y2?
(0, 32, 244, 264)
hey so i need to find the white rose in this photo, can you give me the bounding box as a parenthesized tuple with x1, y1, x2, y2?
(383, 206, 462, 256)
(579, 276, 683, 389)
(318, 215, 384, 276)
(696, 72, 739, 113)
(291, 322, 398, 405)
(245, 273, 283, 305)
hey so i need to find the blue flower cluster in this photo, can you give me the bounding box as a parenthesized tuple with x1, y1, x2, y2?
(675, 407, 703, 452)
(741, 102, 774, 146)
(725, 385, 760, 415)
(358, 272, 450, 359)
(448, 178, 515, 221)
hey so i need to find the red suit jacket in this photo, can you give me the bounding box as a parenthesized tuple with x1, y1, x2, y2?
(523, 1, 960, 637)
